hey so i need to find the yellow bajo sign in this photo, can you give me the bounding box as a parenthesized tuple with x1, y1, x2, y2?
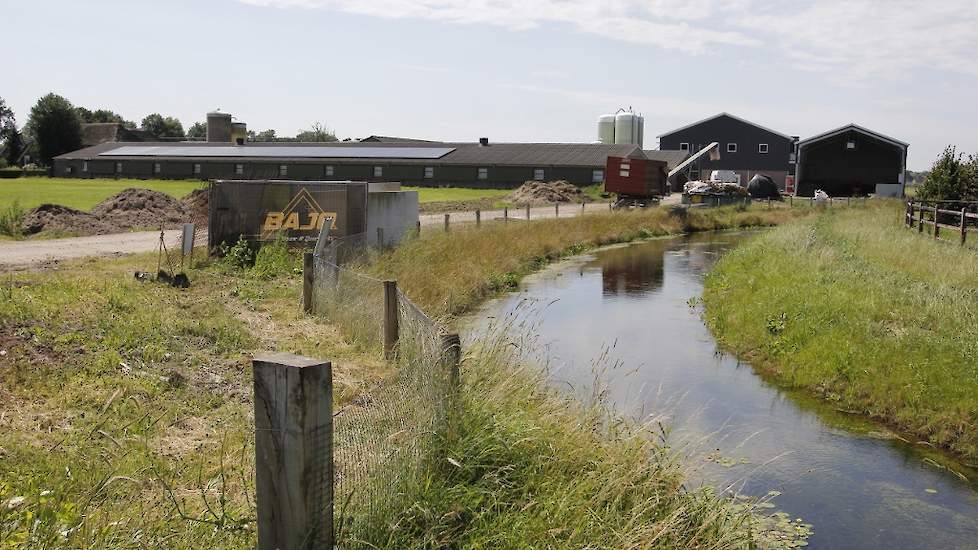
(260, 188, 337, 240)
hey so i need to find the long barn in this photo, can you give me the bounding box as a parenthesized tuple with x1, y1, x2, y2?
(52, 140, 662, 189)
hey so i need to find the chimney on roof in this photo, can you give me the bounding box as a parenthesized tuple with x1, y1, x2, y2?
(479, 137, 489, 146)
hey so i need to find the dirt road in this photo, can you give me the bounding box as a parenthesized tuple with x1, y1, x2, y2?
(0, 230, 185, 270)
(0, 201, 633, 269)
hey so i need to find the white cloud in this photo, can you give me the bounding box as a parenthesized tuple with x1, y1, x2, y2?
(239, 0, 978, 82)
(239, 0, 761, 53)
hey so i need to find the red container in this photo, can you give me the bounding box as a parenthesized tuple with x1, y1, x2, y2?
(604, 156, 668, 199)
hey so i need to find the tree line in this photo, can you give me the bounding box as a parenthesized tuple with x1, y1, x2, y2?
(0, 93, 338, 168)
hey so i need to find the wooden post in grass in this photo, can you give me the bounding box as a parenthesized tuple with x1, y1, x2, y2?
(555, 202, 559, 218)
(919, 203, 924, 233)
(934, 205, 939, 240)
(504, 207, 508, 222)
(475, 209, 481, 227)
(441, 332, 461, 390)
(789, 195, 793, 208)
(376, 227, 384, 248)
(253, 353, 332, 550)
(444, 213, 450, 232)
(961, 207, 967, 245)
(582, 201, 586, 213)
(302, 253, 314, 314)
(416, 220, 421, 235)
(526, 204, 531, 220)
(383, 280, 399, 360)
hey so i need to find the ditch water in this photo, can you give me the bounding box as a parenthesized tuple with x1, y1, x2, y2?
(469, 232, 978, 550)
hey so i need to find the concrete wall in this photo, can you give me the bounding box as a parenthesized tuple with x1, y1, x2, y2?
(875, 183, 904, 197)
(366, 191, 419, 247)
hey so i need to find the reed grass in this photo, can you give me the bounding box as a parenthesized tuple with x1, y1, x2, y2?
(703, 199, 978, 462)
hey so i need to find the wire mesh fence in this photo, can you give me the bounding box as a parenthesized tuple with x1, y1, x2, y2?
(311, 233, 456, 545)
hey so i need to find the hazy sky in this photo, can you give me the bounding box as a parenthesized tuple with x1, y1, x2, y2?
(6, 0, 978, 169)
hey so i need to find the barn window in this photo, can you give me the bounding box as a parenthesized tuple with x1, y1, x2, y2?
(533, 168, 545, 181)
(193, 163, 201, 175)
(373, 166, 383, 178)
(82, 161, 88, 172)
(680, 142, 690, 151)
(325, 165, 334, 177)
(477, 167, 488, 180)
(279, 165, 288, 176)
(115, 162, 122, 173)
(592, 169, 604, 183)
(727, 143, 738, 153)
(846, 140, 856, 150)
(154, 163, 161, 174)
(758, 143, 769, 154)
(424, 166, 434, 179)
(65, 166, 73, 174)
(235, 164, 244, 175)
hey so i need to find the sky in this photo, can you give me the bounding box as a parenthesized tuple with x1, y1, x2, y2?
(5, 0, 978, 170)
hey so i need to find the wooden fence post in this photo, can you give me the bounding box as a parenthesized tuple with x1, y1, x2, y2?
(919, 203, 924, 233)
(302, 252, 314, 314)
(789, 195, 793, 208)
(526, 204, 531, 220)
(582, 201, 586, 213)
(253, 353, 333, 550)
(444, 213, 450, 232)
(504, 207, 508, 222)
(555, 202, 559, 218)
(441, 333, 461, 390)
(416, 220, 421, 235)
(376, 227, 384, 248)
(383, 280, 399, 360)
(961, 207, 967, 245)
(934, 205, 940, 239)
(475, 209, 481, 227)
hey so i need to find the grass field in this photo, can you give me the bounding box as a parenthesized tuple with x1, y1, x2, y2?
(0, 206, 813, 548)
(0, 178, 206, 211)
(703, 200, 978, 463)
(0, 178, 520, 212)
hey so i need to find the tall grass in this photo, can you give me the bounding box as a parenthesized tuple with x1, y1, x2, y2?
(703, 199, 978, 462)
(355, 325, 762, 549)
(368, 205, 807, 317)
(0, 200, 25, 237)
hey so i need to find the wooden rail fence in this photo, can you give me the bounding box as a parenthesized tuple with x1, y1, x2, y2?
(905, 199, 978, 245)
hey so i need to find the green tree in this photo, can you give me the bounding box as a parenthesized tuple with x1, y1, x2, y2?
(76, 107, 135, 128)
(0, 97, 21, 165)
(187, 121, 207, 139)
(26, 93, 82, 165)
(295, 121, 337, 142)
(141, 113, 185, 138)
(248, 128, 277, 142)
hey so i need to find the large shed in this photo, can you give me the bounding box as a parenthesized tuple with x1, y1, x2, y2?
(795, 124, 908, 197)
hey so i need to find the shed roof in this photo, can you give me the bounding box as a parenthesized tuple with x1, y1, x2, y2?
(56, 141, 644, 167)
(643, 150, 690, 171)
(797, 124, 908, 150)
(657, 112, 794, 141)
(359, 135, 439, 143)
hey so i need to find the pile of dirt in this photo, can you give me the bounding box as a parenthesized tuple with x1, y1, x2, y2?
(91, 188, 189, 229)
(21, 188, 192, 236)
(509, 180, 589, 204)
(20, 204, 110, 235)
(181, 188, 209, 222)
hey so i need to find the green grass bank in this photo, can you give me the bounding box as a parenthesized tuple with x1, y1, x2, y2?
(702, 200, 978, 463)
(0, 178, 205, 210)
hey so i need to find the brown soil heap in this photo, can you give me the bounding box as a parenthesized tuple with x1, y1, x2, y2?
(509, 180, 589, 204)
(180, 188, 209, 223)
(21, 188, 192, 236)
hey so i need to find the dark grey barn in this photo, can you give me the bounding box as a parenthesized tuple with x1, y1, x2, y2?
(657, 113, 797, 190)
(52, 141, 646, 189)
(795, 124, 908, 197)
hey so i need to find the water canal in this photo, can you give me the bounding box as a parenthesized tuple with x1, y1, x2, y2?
(469, 232, 978, 549)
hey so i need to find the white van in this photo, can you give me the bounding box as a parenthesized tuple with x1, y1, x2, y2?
(710, 170, 740, 184)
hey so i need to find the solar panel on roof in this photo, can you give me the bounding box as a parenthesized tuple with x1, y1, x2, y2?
(98, 145, 455, 159)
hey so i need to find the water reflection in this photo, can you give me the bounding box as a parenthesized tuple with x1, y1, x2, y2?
(471, 233, 978, 550)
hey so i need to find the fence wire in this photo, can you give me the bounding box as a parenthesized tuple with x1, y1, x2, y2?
(312, 233, 455, 546)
